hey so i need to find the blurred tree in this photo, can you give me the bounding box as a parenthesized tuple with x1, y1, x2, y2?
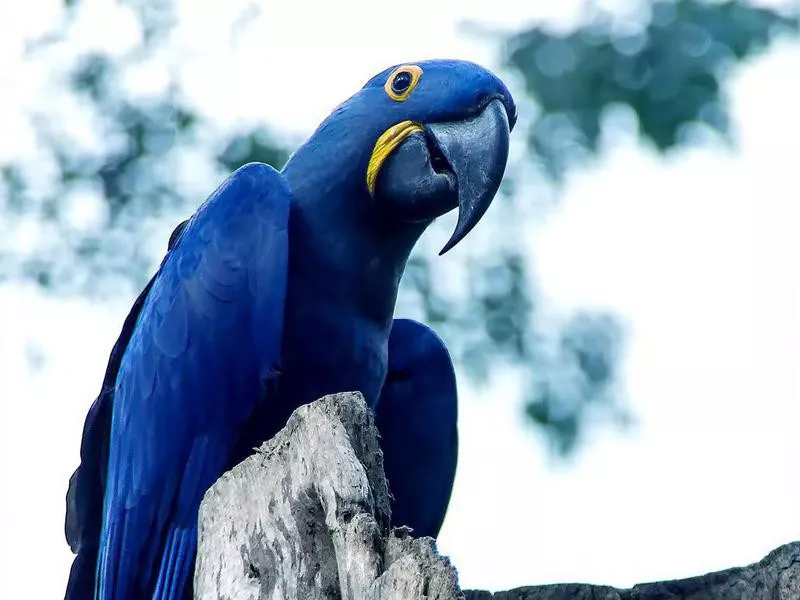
(0, 0, 795, 456)
(494, 0, 796, 454)
(504, 0, 798, 177)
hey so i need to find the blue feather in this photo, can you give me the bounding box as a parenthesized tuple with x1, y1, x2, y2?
(90, 162, 290, 599)
(375, 319, 458, 538)
(65, 59, 517, 600)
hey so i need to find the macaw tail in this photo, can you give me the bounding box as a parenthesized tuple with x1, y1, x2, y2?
(65, 528, 100, 600)
(64, 387, 112, 600)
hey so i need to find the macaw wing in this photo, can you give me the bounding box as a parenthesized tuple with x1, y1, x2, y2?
(65, 218, 191, 600)
(93, 163, 291, 600)
(375, 318, 458, 539)
(65, 274, 156, 599)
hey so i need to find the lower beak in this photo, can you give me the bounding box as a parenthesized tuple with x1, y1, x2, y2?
(427, 99, 510, 254)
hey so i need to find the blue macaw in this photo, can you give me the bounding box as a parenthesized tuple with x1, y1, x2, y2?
(64, 59, 516, 600)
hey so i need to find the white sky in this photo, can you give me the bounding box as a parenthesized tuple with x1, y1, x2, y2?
(1, 0, 799, 597)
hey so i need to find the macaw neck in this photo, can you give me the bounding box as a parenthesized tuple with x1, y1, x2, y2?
(282, 159, 428, 326)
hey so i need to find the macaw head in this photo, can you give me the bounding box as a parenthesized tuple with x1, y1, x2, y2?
(284, 59, 516, 254)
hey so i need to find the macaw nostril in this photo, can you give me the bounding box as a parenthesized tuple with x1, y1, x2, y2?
(423, 129, 451, 175)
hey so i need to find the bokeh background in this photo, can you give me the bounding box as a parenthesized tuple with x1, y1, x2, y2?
(1, 0, 799, 596)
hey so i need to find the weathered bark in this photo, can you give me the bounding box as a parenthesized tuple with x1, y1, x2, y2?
(463, 540, 800, 599)
(194, 391, 800, 600)
(194, 392, 461, 600)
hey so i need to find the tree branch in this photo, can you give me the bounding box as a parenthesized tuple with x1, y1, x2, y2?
(194, 392, 800, 600)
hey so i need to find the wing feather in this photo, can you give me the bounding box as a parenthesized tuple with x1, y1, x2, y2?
(376, 318, 458, 539)
(93, 162, 291, 600)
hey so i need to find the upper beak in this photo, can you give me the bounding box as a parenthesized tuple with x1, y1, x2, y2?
(428, 98, 510, 254)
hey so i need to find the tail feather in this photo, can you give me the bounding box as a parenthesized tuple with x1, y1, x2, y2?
(153, 527, 197, 600)
(64, 392, 113, 600)
(64, 544, 99, 600)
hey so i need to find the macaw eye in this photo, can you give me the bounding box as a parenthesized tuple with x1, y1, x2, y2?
(391, 72, 412, 94)
(384, 65, 423, 102)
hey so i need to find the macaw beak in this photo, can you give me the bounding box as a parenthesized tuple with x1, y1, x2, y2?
(368, 98, 511, 252)
(428, 99, 510, 254)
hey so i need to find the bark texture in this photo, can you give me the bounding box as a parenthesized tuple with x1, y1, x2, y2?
(194, 391, 800, 600)
(194, 392, 460, 600)
(463, 540, 800, 599)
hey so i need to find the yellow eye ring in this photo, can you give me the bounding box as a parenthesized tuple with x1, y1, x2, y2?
(384, 65, 423, 102)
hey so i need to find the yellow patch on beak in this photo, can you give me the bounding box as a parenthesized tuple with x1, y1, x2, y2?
(366, 120, 424, 197)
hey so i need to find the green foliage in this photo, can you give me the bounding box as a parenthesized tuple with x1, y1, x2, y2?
(404, 252, 534, 383)
(1, 2, 290, 291)
(0, 0, 795, 456)
(493, 0, 796, 453)
(218, 130, 291, 174)
(526, 313, 626, 456)
(406, 245, 625, 457)
(505, 0, 798, 177)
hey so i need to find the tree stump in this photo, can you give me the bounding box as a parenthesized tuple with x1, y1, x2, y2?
(194, 392, 800, 600)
